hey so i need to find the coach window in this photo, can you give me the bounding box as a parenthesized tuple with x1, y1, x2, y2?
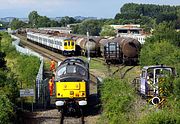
(64, 42, 67, 46)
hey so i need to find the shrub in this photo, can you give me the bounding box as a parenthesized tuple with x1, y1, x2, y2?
(140, 41, 180, 66)
(0, 95, 14, 124)
(137, 109, 180, 124)
(174, 77, 180, 100)
(99, 78, 135, 124)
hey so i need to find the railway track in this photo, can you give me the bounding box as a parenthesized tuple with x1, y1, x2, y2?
(91, 57, 105, 64)
(16, 34, 67, 62)
(110, 65, 135, 79)
(16, 34, 100, 84)
(16, 34, 100, 124)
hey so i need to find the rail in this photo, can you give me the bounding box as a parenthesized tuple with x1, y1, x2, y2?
(11, 34, 44, 103)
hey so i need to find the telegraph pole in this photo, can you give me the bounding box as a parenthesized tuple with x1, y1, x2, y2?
(0, 35, 1, 52)
(87, 31, 90, 63)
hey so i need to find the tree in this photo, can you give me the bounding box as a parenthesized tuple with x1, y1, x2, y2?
(60, 16, 76, 27)
(36, 16, 51, 27)
(156, 12, 177, 24)
(146, 22, 180, 47)
(72, 19, 103, 36)
(10, 18, 27, 30)
(28, 11, 60, 28)
(28, 11, 40, 27)
(140, 41, 180, 66)
(100, 25, 116, 36)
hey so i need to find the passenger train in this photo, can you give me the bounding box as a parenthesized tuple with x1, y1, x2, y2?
(27, 32, 76, 55)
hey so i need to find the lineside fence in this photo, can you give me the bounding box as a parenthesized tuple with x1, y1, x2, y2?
(11, 35, 44, 105)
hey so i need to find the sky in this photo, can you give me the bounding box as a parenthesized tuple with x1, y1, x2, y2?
(0, 0, 179, 18)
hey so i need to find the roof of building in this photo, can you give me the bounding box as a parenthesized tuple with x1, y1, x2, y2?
(110, 24, 142, 30)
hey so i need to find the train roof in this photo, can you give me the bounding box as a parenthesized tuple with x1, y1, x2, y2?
(142, 65, 175, 70)
(59, 57, 88, 68)
(27, 31, 72, 40)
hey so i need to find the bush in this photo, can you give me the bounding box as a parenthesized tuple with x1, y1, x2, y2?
(99, 78, 135, 124)
(0, 32, 40, 123)
(137, 109, 180, 124)
(140, 41, 180, 66)
(174, 77, 180, 100)
(16, 55, 40, 87)
(0, 95, 14, 124)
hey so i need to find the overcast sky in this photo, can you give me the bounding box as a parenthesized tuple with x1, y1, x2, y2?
(0, 0, 179, 18)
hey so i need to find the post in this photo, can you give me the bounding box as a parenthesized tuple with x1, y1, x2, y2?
(0, 35, 2, 52)
(32, 97, 33, 112)
(87, 32, 90, 63)
(21, 98, 23, 110)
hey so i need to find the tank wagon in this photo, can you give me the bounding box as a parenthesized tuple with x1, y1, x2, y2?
(101, 37, 141, 64)
(55, 57, 90, 116)
(103, 41, 122, 64)
(114, 37, 141, 64)
(76, 36, 102, 57)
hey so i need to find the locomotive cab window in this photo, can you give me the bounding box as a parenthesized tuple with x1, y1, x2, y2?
(141, 70, 146, 78)
(57, 66, 66, 76)
(72, 41, 74, 46)
(68, 41, 70, 46)
(67, 65, 76, 73)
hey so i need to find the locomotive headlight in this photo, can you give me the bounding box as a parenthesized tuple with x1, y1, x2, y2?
(70, 91, 74, 95)
(81, 92, 85, 96)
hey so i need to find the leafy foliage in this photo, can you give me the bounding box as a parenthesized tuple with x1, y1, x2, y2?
(10, 18, 27, 30)
(100, 25, 116, 37)
(174, 77, 180, 99)
(146, 22, 180, 47)
(72, 19, 102, 36)
(0, 32, 40, 123)
(120, 3, 178, 18)
(28, 11, 77, 28)
(137, 109, 180, 124)
(0, 95, 14, 124)
(99, 78, 135, 124)
(140, 41, 180, 66)
(60, 16, 76, 27)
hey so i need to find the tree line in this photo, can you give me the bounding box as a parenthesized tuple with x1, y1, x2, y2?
(7, 3, 180, 37)
(115, 3, 180, 29)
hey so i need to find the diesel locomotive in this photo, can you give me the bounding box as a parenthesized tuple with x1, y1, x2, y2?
(134, 65, 176, 106)
(54, 57, 90, 115)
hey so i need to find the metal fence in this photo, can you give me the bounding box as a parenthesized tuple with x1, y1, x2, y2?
(11, 35, 44, 104)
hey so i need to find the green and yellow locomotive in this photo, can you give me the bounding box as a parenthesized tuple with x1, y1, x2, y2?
(54, 57, 90, 114)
